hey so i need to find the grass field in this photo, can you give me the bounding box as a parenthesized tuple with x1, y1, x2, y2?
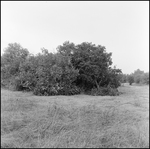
(1, 83, 149, 148)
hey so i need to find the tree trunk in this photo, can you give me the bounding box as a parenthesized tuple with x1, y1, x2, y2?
(95, 79, 100, 90)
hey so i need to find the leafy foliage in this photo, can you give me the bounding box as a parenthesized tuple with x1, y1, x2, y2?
(1, 43, 29, 88)
(119, 74, 128, 83)
(1, 41, 123, 96)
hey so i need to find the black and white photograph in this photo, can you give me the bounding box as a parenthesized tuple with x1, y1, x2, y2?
(1, 1, 149, 148)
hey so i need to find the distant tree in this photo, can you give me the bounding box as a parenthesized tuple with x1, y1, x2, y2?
(123, 74, 128, 83)
(141, 72, 149, 84)
(133, 69, 144, 84)
(128, 75, 134, 85)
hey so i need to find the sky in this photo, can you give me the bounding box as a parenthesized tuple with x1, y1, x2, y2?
(1, 1, 149, 74)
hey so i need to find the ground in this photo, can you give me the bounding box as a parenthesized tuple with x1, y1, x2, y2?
(1, 83, 149, 148)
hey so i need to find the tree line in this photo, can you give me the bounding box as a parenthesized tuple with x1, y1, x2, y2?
(119, 69, 149, 85)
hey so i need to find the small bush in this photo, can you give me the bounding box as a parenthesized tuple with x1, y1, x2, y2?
(33, 85, 81, 96)
(13, 76, 23, 91)
(1, 77, 22, 91)
(33, 85, 50, 96)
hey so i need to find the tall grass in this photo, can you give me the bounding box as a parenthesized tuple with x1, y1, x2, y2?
(1, 99, 149, 148)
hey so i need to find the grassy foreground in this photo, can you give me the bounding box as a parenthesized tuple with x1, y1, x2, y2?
(1, 83, 149, 148)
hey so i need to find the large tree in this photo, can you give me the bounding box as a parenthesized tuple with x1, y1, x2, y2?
(57, 41, 122, 91)
(1, 43, 29, 87)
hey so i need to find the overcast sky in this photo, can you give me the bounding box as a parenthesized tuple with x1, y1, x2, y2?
(1, 1, 149, 74)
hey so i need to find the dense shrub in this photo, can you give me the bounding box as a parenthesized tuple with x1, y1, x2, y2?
(58, 85, 81, 95)
(1, 77, 15, 90)
(12, 76, 23, 91)
(33, 84, 81, 96)
(90, 87, 119, 96)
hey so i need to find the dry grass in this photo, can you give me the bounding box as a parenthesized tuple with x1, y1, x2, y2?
(1, 84, 149, 148)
